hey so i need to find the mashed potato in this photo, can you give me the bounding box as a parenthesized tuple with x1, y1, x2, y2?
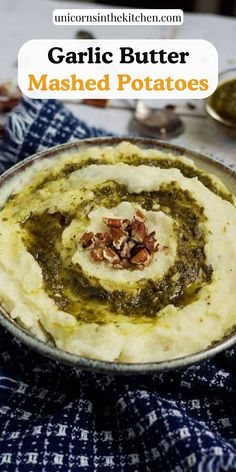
(0, 141, 235, 363)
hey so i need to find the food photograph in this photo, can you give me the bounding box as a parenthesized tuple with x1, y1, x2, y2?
(0, 0, 236, 471)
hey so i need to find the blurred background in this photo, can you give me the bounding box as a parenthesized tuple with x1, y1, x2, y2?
(1, 0, 236, 163)
(60, 0, 236, 16)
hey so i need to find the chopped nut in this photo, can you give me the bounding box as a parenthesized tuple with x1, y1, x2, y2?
(131, 243, 145, 256)
(131, 248, 151, 266)
(90, 248, 104, 262)
(80, 231, 95, 249)
(135, 208, 147, 222)
(103, 247, 120, 264)
(81, 208, 159, 270)
(120, 242, 130, 259)
(103, 217, 122, 227)
(95, 232, 105, 239)
(110, 227, 128, 250)
(144, 232, 159, 252)
(131, 221, 147, 243)
(121, 219, 131, 229)
(94, 231, 110, 247)
(103, 217, 130, 228)
(128, 240, 136, 250)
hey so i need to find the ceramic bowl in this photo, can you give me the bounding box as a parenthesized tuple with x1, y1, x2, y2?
(0, 137, 236, 374)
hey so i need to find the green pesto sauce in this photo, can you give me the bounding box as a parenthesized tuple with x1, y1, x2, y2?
(209, 79, 236, 126)
(34, 155, 233, 203)
(117, 155, 233, 203)
(22, 181, 212, 321)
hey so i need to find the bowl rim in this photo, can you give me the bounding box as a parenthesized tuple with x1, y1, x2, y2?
(1, 135, 236, 375)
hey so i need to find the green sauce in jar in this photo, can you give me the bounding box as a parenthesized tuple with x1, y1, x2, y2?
(209, 78, 236, 126)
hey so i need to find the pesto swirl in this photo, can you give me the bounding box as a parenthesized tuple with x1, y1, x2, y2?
(34, 155, 233, 203)
(22, 181, 212, 321)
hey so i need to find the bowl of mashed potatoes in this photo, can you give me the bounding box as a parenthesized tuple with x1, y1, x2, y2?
(0, 137, 236, 374)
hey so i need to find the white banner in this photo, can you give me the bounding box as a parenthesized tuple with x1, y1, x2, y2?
(18, 39, 218, 99)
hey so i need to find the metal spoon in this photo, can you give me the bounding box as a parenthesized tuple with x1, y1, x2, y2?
(133, 100, 185, 139)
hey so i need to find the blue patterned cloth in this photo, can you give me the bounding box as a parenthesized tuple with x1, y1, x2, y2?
(0, 97, 236, 472)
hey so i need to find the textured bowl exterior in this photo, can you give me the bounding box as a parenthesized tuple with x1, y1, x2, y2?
(0, 136, 236, 375)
